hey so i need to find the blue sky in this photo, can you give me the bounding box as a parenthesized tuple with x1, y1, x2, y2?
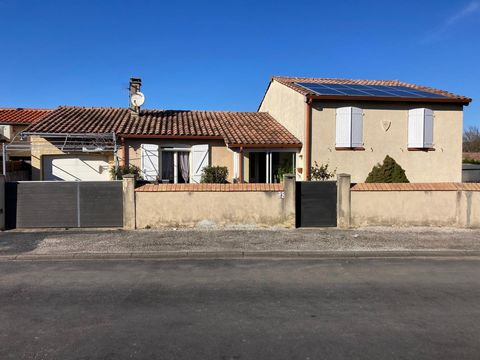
(0, 0, 479, 128)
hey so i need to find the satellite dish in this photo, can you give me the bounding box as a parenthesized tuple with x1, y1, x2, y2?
(130, 91, 145, 107)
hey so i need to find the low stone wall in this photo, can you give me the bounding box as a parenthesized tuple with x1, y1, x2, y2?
(130, 177, 296, 228)
(350, 183, 480, 228)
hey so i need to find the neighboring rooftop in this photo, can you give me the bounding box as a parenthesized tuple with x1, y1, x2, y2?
(26, 106, 302, 148)
(0, 108, 52, 125)
(271, 76, 472, 104)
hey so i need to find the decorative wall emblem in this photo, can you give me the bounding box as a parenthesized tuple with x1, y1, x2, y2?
(382, 120, 391, 132)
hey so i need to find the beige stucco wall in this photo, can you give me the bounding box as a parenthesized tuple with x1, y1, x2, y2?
(135, 191, 294, 228)
(30, 136, 114, 180)
(351, 190, 480, 228)
(311, 102, 463, 183)
(259, 80, 306, 180)
(124, 139, 236, 182)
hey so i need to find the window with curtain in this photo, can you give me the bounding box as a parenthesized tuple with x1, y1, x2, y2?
(160, 150, 190, 183)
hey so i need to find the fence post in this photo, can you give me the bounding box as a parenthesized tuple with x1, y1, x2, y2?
(0, 174, 4, 230)
(283, 174, 296, 227)
(122, 175, 136, 229)
(337, 173, 351, 228)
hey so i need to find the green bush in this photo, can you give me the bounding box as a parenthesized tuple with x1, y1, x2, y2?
(463, 157, 480, 165)
(200, 165, 228, 183)
(365, 155, 409, 183)
(310, 161, 336, 181)
(110, 164, 141, 180)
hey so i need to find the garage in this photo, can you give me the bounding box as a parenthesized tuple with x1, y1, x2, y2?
(42, 155, 111, 181)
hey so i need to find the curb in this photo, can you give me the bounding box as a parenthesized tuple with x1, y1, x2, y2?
(2, 250, 480, 261)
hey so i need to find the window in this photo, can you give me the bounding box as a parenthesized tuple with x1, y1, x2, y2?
(408, 108, 434, 149)
(140, 144, 209, 183)
(335, 107, 363, 149)
(248, 151, 296, 183)
(160, 150, 190, 183)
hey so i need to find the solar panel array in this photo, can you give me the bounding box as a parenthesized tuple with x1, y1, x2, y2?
(295, 82, 448, 99)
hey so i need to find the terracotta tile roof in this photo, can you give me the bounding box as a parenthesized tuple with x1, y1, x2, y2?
(122, 110, 223, 137)
(27, 106, 302, 147)
(26, 106, 130, 134)
(272, 76, 472, 103)
(0, 108, 52, 125)
(135, 183, 284, 192)
(351, 183, 480, 191)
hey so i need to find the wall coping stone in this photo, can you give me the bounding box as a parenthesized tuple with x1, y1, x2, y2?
(351, 183, 480, 192)
(135, 183, 284, 192)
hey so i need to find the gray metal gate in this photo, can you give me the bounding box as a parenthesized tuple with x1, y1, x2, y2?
(296, 181, 337, 227)
(5, 181, 123, 229)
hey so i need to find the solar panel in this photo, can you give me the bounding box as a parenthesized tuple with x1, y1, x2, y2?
(295, 82, 449, 99)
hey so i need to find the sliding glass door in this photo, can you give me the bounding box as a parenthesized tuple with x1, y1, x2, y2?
(248, 151, 295, 183)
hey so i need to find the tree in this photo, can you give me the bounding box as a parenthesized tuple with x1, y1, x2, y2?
(463, 126, 480, 152)
(365, 155, 409, 183)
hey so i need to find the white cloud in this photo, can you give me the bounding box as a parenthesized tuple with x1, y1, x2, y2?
(446, 1, 479, 25)
(422, 1, 480, 43)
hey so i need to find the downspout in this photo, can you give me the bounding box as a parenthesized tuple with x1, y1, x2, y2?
(119, 137, 126, 167)
(239, 146, 244, 183)
(304, 97, 312, 180)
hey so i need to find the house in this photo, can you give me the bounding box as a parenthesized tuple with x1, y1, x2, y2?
(0, 108, 52, 178)
(259, 76, 472, 183)
(24, 79, 301, 182)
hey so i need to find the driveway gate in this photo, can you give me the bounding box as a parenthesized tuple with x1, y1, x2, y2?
(5, 181, 123, 229)
(295, 181, 337, 227)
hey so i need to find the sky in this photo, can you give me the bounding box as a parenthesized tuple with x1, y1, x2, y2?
(0, 0, 479, 128)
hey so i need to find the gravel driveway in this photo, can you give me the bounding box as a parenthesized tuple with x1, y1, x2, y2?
(1, 226, 480, 256)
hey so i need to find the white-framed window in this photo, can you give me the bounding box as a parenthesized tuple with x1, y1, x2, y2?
(335, 107, 364, 148)
(408, 108, 434, 149)
(140, 143, 209, 183)
(247, 149, 296, 184)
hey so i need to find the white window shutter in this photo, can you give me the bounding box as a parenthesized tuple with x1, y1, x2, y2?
(351, 107, 364, 147)
(336, 107, 352, 147)
(423, 108, 434, 148)
(190, 144, 210, 183)
(141, 144, 159, 181)
(408, 109, 424, 148)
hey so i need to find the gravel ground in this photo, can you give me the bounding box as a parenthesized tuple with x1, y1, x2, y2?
(1, 226, 480, 255)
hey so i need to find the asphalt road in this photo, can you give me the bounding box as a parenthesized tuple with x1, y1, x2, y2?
(1, 258, 479, 359)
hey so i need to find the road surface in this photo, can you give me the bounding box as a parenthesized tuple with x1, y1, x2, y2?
(1, 258, 479, 359)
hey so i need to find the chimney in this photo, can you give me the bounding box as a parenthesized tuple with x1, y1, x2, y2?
(129, 77, 142, 114)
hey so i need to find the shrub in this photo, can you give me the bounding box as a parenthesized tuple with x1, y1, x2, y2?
(110, 164, 141, 180)
(200, 165, 228, 183)
(274, 164, 292, 183)
(463, 157, 480, 165)
(365, 155, 409, 183)
(310, 161, 336, 181)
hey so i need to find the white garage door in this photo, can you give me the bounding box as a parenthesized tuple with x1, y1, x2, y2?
(43, 155, 111, 181)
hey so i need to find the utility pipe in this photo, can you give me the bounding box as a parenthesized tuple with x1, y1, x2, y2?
(304, 97, 312, 180)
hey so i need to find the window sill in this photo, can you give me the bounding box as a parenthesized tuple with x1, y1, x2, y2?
(407, 147, 435, 152)
(335, 147, 365, 151)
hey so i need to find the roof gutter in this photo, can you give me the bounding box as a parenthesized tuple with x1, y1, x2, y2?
(119, 134, 224, 140)
(228, 143, 302, 149)
(307, 94, 472, 105)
